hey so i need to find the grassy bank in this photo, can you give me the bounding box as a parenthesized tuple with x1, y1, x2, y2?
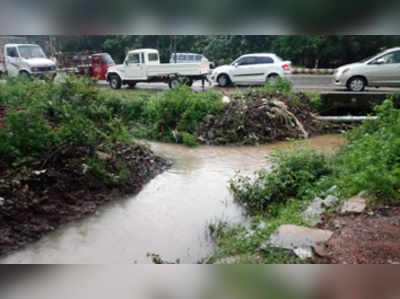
(0, 77, 169, 256)
(207, 97, 400, 264)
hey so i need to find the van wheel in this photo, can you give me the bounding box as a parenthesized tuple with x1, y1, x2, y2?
(217, 74, 230, 87)
(19, 71, 31, 80)
(109, 74, 122, 89)
(169, 78, 180, 89)
(347, 77, 366, 92)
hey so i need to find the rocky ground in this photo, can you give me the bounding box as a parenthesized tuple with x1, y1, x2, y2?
(0, 143, 170, 257)
(197, 92, 348, 145)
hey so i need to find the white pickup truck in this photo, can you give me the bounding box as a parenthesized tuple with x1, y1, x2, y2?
(106, 48, 210, 89)
(0, 43, 57, 79)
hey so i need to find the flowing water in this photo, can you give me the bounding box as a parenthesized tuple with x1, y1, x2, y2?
(0, 135, 345, 264)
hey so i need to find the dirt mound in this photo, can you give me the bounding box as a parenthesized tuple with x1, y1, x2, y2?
(316, 206, 400, 264)
(0, 143, 170, 256)
(197, 92, 340, 145)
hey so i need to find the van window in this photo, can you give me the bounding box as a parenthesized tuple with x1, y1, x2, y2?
(148, 53, 159, 62)
(195, 55, 202, 61)
(7, 47, 18, 58)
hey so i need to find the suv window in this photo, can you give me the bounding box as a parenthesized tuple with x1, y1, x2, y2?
(7, 47, 18, 58)
(237, 57, 257, 66)
(195, 55, 202, 61)
(380, 51, 400, 64)
(256, 56, 274, 64)
(126, 53, 141, 64)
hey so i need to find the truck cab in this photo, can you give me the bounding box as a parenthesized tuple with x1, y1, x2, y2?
(1, 44, 57, 79)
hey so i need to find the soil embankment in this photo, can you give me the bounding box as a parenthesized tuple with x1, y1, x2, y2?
(0, 141, 169, 257)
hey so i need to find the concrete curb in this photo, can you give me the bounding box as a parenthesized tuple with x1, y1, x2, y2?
(292, 68, 335, 75)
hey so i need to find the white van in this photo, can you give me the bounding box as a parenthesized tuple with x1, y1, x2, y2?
(0, 44, 57, 79)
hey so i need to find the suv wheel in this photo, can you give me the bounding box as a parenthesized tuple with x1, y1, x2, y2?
(347, 77, 366, 92)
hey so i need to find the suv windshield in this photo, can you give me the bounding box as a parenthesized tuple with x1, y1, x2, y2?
(101, 54, 114, 64)
(18, 45, 46, 59)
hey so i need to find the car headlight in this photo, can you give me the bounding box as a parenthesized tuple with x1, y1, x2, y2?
(31, 67, 39, 72)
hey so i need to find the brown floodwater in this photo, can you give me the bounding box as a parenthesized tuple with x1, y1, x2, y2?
(0, 135, 345, 264)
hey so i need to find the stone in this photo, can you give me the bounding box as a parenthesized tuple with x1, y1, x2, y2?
(222, 96, 231, 103)
(214, 256, 240, 264)
(96, 151, 111, 161)
(302, 195, 339, 224)
(341, 195, 367, 214)
(269, 225, 333, 253)
(294, 246, 314, 260)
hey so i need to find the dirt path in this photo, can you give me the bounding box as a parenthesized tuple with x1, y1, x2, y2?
(316, 206, 400, 264)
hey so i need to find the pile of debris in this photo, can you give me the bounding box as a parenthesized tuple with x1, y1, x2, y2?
(197, 92, 343, 145)
(0, 143, 170, 256)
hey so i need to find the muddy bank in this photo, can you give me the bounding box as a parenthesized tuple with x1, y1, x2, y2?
(0, 143, 169, 257)
(198, 92, 347, 145)
(315, 205, 400, 264)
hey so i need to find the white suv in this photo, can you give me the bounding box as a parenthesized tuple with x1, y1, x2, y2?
(210, 53, 291, 87)
(334, 47, 400, 92)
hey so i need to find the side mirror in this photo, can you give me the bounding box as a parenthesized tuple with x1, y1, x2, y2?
(375, 58, 385, 65)
(125, 60, 129, 65)
(233, 63, 239, 67)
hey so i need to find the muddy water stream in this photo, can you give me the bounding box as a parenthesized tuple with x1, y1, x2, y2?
(0, 135, 345, 264)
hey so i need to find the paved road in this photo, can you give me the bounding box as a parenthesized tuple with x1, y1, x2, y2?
(98, 75, 400, 94)
(2, 75, 399, 94)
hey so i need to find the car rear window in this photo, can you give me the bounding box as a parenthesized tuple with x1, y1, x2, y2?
(256, 56, 274, 64)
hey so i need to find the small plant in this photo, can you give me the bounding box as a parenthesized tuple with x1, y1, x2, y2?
(180, 132, 197, 147)
(264, 77, 293, 93)
(230, 147, 332, 214)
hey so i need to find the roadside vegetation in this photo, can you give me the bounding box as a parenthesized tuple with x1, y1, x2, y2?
(208, 97, 400, 263)
(0, 77, 169, 256)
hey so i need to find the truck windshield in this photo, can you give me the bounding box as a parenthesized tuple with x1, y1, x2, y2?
(18, 45, 46, 59)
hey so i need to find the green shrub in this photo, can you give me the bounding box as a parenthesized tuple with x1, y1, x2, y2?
(137, 85, 224, 144)
(264, 77, 293, 93)
(180, 132, 197, 147)
(230, 148, 332, 214)
(0, 108, 58, 163)
(329, 98, 400, 200)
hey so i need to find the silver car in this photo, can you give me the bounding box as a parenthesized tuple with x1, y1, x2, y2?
(334, 47, 400, 92)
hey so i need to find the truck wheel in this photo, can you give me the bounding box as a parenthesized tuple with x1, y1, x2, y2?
(169, 78, 180, 89)
(184, 78, 193, 87)
(217, 74, 230, 87)
(109, 74, 122, 89)
(128, 82, 136, 89)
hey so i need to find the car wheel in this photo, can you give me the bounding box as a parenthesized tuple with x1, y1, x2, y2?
(168, 77, 180, 89)
(109, 74, 122, 89)
(217, 74, 230, 87)
(347, 77, 366, 92)
(267, 74, 279, 85)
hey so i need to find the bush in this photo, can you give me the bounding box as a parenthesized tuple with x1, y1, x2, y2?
(136, 85, 224, 143)
(330, 98, 400, 200)
(264, 77, 293, 93)
(180, 132, 197, 147)
(230, 148, 332, 214)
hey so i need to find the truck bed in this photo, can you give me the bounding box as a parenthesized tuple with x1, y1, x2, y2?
(145, 61, 210, 77)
